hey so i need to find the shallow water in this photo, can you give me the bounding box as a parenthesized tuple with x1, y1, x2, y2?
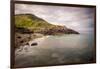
(15, 33, 95, 67)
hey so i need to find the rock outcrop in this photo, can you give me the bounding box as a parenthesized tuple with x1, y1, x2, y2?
(36, 25, 79, 35)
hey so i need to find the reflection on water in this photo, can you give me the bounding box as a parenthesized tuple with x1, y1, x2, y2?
(15, 33, 95, 68)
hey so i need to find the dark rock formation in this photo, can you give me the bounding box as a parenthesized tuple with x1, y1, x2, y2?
(15, 33, 31, 48)
(31, 43, 38, 46)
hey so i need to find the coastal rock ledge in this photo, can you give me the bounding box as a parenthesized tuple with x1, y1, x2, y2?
(15, 14, 80, 48)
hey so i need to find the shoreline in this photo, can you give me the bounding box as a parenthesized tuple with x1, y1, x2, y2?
(15, 32, 44, 49)
(15, 32, 80, 49)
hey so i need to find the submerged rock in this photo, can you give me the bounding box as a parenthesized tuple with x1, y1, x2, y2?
(31, 43, 38, 46)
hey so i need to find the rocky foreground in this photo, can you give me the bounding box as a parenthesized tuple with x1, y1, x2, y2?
(15, 26, 79, 48)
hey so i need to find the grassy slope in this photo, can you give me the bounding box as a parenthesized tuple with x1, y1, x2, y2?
(15, 14, 55, 32)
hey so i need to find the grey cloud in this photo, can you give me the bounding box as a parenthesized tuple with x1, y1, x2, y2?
(15, 3, 95, 33)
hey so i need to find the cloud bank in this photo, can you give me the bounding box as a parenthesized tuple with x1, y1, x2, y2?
(15, 4, 95, 33)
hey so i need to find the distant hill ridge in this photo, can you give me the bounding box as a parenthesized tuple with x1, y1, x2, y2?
(15, 14, 79, 35)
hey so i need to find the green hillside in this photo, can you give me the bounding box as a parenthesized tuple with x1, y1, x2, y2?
(15, 14, 54, 31)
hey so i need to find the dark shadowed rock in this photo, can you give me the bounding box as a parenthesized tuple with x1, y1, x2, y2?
(31, 43, 38, 46)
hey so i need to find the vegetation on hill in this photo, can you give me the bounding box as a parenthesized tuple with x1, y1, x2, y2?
(15, 14, 54, 33)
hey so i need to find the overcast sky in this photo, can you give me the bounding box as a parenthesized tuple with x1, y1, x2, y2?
(15, 4, 95, 33)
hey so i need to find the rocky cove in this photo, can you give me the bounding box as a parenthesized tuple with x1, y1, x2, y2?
(15, 26, 79, 48)
(15, 14, 79, 48)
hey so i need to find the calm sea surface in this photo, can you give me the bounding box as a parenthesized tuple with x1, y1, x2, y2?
(15, 33, 95, 67)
